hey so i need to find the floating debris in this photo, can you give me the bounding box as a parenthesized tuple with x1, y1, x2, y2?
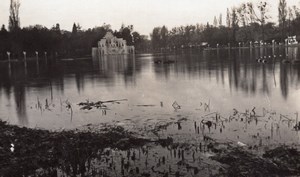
(237, 141, 247, 147)
(172, 101, 181, 110)
(78, 99, 127, 110)
(136, 104, 156, 107)
(160, 101, 163, 107)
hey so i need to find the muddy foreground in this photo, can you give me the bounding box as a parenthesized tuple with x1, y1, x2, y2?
(1, 119, 300, 177)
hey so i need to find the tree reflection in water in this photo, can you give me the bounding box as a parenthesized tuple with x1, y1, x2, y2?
(0, 47, 299, 128)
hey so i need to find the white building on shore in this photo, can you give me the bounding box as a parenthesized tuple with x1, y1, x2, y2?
(92, 32, 135, 57)
(285, 36, 298, 46)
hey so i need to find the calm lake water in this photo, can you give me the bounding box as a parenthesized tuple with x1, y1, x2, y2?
(1, 47, 300, 145)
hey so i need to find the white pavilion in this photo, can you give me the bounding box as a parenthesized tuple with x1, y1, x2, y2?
(92, 32, 135, 56)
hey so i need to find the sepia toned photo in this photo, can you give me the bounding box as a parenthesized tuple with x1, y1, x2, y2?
(0, 0, 300, 176)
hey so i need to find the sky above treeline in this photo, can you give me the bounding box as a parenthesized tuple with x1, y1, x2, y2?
(0, 0, 299, 36)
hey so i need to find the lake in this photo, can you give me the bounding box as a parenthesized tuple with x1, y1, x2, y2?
(1, 47, 300, 146)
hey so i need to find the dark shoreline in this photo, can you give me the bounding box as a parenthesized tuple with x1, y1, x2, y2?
(0, 120, 151, 177)
(1, 120, 300, 177)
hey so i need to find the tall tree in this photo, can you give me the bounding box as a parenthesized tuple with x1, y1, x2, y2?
(132, 32, 149, 51)
(246, 2, 256, 24)
(72, 23, 78, 36)
(151, 27, 161, 50)
(226, 8, 231, 27)
(288, 7, 294, 35)
(247, 1, 270, 40)
(237, 3, 248, 27)
(278, 0, 287, 40)
(121, 27, 134, 46)
(213, 16, 218, 27)
(52, 23, 61, 35)
(8, 0, 20, 31)
(0, 25, 9, 59)
(160, 26, 168, 48)
(219, 14, 223, 26)
(231, 8, 239, 42)
(293, 5, 300, 18)
(257, 1, 269, 41)
(132, 31, 141, 45)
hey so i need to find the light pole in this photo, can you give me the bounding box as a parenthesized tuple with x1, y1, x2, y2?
(7, 51, 11, 62)
(23, 51, 27, 67)
(44, 51, 47, 65)
(35, 51, 39, 74)
(7, 52, 11, 76)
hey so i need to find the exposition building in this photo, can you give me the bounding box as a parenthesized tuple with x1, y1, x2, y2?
(92, 32, 135, 56)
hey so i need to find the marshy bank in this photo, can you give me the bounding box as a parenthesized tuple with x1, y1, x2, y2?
(0, 120, 151, 177)
(1, 119, 300, 177)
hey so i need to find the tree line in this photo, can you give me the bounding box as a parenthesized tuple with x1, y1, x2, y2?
(0, 0, 150, 60)
(2, 0, 300, 58)
(0, 23, 150, 60)
(151, 0, 300, 50)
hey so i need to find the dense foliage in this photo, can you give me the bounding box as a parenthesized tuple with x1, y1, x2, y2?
(151, 1, 300, 50)
(0, 23, 150, 60)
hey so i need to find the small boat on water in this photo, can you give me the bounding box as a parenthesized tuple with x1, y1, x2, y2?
(282, 59, 300, 64)
(154, 59, 175, 64)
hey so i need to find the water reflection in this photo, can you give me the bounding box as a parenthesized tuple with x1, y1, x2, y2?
(286, 47, 298, 60)
(0, 47, 299, 128)
(75, 72, 84, 94)
(152, 47, 299, 100)
(280, 63, 289, 99)
(14, 83, 28, 125)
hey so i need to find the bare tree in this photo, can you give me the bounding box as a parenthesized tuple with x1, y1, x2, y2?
(8, 0, 20, 31)
(237, 4, 247, 27)
(293, 5, 300, 18)
(278, 0, 287, 40)
(246, 2, 256, 24)
(231, 8, 239, 42)
(226, 8, 231, 27)
(161, 25, 168, 48)
(246, 1, 270, 41)
(258, 1, 269, 40)
(213, 16, 218, 27)
(288, 7, 294, 35)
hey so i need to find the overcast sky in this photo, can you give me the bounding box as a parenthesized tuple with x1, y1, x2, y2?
(0, 0, 299, 36)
